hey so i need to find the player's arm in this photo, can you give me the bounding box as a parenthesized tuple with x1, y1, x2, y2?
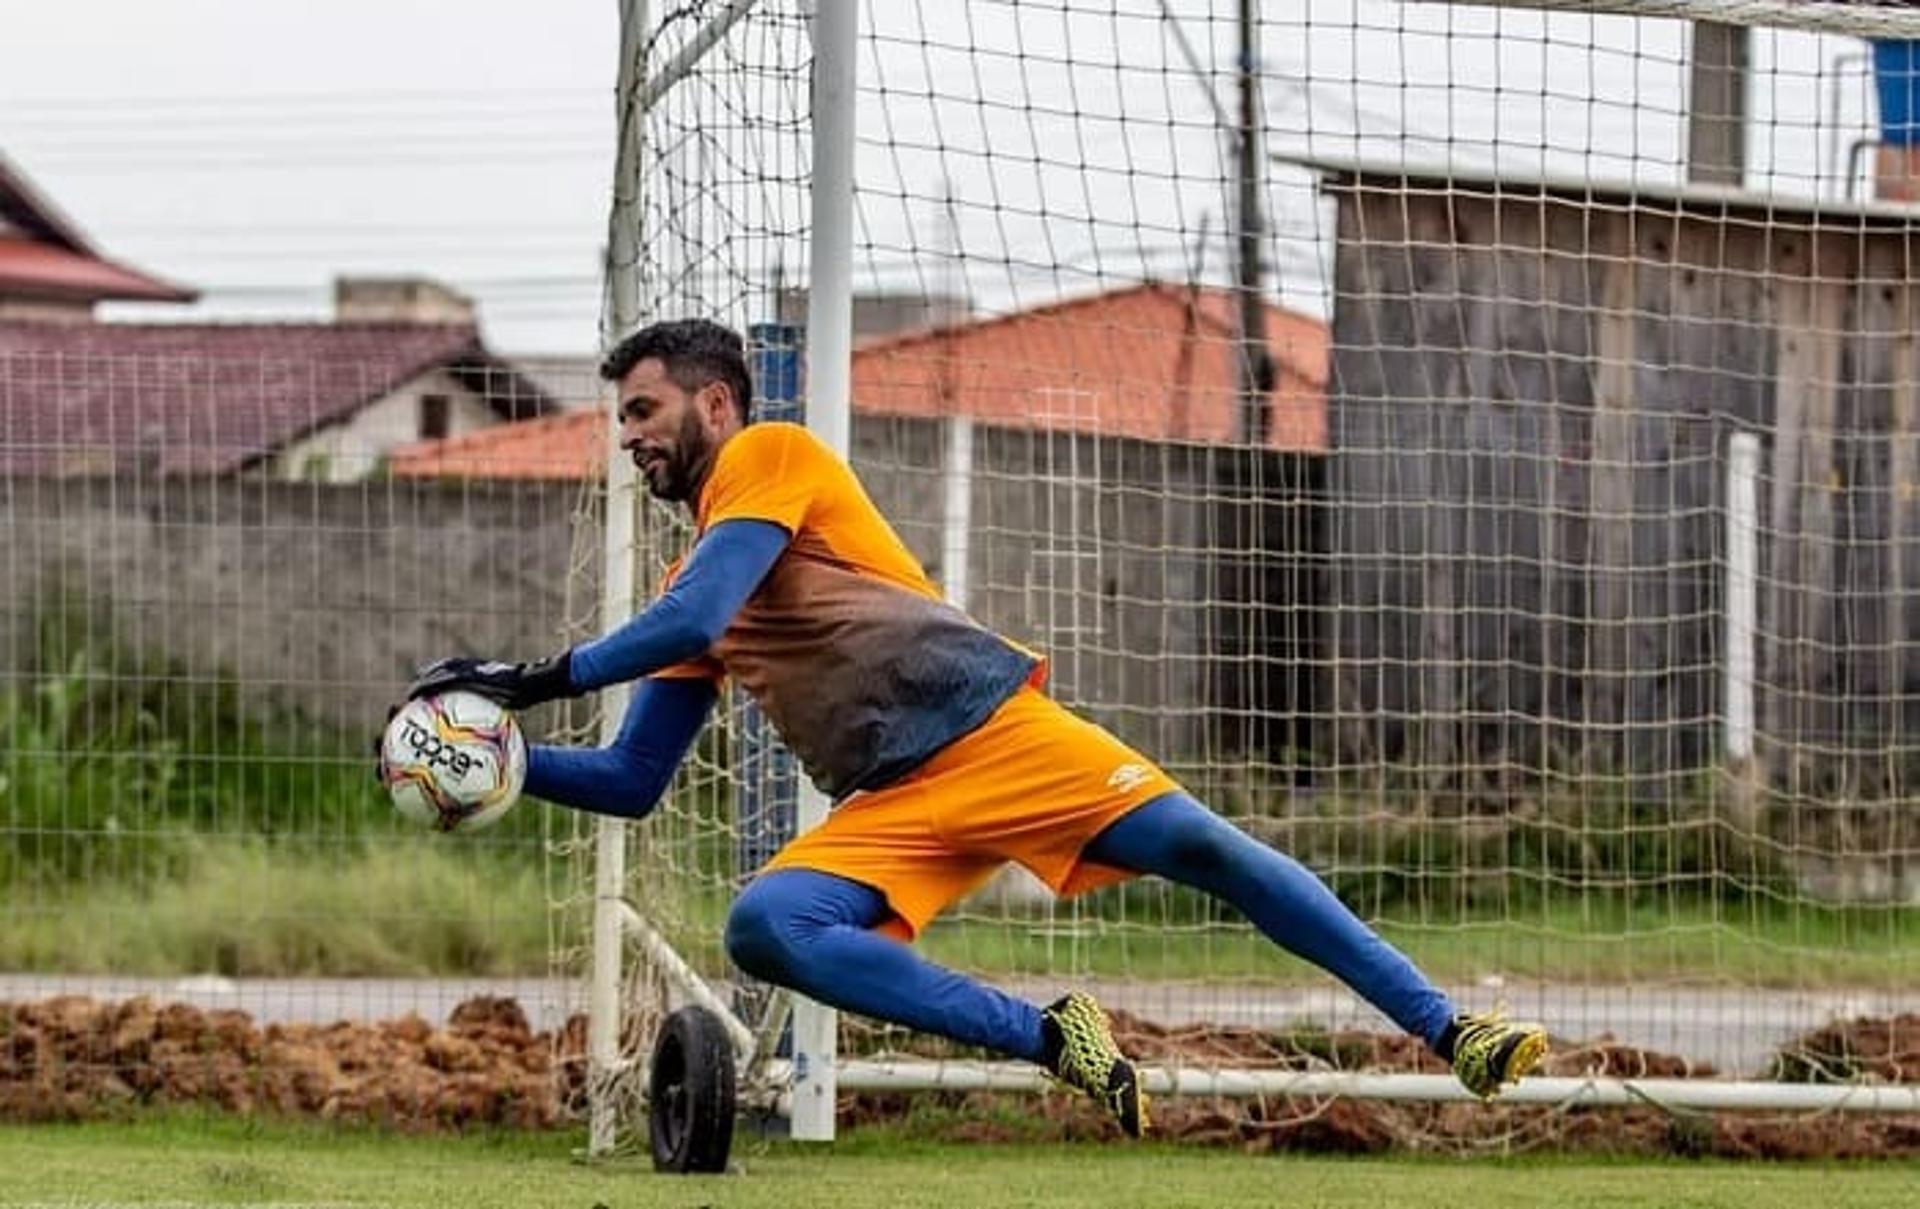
(406, 518, 790, 706)
(567, 518, 787, 689)
(524, 674, 716, 820)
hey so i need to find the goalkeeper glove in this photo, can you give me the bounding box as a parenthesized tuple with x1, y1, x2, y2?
(406, 651, 579, 711)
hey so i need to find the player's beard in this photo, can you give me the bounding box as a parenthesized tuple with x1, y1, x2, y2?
(646, 407, 717, 503)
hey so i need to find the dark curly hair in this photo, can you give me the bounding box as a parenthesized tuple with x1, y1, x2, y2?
(599, 318, 754, 424)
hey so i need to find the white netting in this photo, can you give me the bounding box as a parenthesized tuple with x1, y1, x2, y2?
(556, 0, 1920, 1154)
(0, 349, 592, 1024)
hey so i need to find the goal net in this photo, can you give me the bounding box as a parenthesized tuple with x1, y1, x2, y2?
(556, 0, 1920, 1154)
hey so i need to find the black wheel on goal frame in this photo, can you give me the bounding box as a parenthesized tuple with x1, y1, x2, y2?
(648, 1005, 737, 1173)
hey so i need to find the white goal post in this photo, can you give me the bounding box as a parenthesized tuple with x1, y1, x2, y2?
(584, 0, 851, 1153)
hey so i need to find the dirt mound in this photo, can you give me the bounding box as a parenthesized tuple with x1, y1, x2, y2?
(2, 995, 1915, 1158)
(1105, 1010, 1716, 1080)
(1766, 1013, 1920, 1084)
(0, 995, 581, 1131)
(844, 1011, 1915, 1158)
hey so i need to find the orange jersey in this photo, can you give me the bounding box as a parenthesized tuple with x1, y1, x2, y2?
(653, 422, 1043, 798)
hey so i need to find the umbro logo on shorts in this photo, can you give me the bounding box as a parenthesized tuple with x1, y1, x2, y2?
(1106, 762, 1152, 793)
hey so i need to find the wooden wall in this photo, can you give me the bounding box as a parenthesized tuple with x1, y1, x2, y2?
(1328, 177, 1920, 798)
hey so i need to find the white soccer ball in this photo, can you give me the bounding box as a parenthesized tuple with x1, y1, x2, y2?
(378, 690, 528, 833)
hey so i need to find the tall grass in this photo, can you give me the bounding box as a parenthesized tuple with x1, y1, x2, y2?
(3, 599, 554, 976)
(2, 597, 548, 890)
(8, 597, 1914, 984)
(4, 838, 551, 976)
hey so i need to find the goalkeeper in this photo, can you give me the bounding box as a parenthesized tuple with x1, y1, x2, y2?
(408, 318, 1547, 1137)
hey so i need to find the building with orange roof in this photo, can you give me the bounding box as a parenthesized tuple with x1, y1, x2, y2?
(0, 151, 195, 320)
(0, 154, 556, 480)
(850, 282, 1325, 453)
(389, 408, 608, 482)
(390, 282, 1327, 481)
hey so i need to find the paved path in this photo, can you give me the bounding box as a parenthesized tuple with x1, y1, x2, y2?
(3, 974, 1911, 1078)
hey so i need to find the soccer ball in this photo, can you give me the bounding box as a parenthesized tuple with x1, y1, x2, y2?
(378, 690, 528, 832)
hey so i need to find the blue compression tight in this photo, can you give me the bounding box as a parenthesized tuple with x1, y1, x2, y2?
(724, 791, 1458, 1063)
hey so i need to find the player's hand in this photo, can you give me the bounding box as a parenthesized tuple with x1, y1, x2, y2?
(406, 652, 577, 710)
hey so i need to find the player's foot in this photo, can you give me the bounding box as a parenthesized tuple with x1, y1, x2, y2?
(1445, 1010, 1548, 1099)
(1040, 991, 1149, 1137)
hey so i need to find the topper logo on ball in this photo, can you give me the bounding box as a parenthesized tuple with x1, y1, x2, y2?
(399, 716, 479, 781)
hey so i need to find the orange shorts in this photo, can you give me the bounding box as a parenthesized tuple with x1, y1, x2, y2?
(760, 687, 1181, 939)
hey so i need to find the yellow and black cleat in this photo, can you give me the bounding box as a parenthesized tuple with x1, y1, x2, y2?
(1040, 991, 1149, 1137)
(1447, 1010, 1549, 1099)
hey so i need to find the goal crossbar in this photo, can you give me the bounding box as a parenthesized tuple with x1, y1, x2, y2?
(1407, 0, 1920, 39)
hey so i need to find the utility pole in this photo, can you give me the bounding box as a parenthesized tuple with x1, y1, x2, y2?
(1236, 0, 1271, 446)
(1687, 21, 1749, 186)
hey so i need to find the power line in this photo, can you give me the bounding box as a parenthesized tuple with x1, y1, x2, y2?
(20, 147, 610, 172)
(0, 85, 605, 113)
(10, 111, 609, 140)
(108, 221, 597, 235)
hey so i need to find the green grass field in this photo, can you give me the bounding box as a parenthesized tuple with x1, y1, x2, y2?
(0, 1115, 1912, 1209)
(4, 839, 1917, 988)
(1, 841, 552, 976)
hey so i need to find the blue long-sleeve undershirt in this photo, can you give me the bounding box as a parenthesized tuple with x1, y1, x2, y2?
(525, 675, 716, 818)
(526, 517, 788, 820)
(567, 518, 790, 691)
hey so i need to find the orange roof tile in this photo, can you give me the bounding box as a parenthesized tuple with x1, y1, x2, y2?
(389, 283, 1329, 481)
(0, 236, 197, 303)
(0, 152, 196, 304)
(851, 282, 1327, 452)
(388, 408, 607, 481)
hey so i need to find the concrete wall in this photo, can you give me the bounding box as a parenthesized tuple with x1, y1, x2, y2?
(4, 414, 1315, 765)
(1, 474, 595, 743)
(1329, 177, 1920, 798)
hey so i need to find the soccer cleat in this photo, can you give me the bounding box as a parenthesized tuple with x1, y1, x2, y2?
(1039, 991, 1149, 1137)
(1446, 1010, 1549, 1099)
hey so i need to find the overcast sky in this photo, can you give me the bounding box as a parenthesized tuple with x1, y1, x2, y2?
(0, 1, 1883, 355)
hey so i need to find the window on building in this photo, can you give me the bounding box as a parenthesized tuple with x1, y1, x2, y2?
(419, 394, 451, 440)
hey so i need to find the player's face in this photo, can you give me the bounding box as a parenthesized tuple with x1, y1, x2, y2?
(616, 358, 728, 502)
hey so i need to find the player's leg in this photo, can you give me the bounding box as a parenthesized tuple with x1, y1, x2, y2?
(1084, 790, 1452, 1042)
(724, 866, 1145, 1135)
(724, 866, 1046, 1061)
(727, 689, 1152, 1135)
(1082, 790, 1546, 1096)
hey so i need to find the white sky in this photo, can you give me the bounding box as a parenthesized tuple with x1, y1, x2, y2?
(3, 0, 618, 354)
(0, 1, 1887, 355)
